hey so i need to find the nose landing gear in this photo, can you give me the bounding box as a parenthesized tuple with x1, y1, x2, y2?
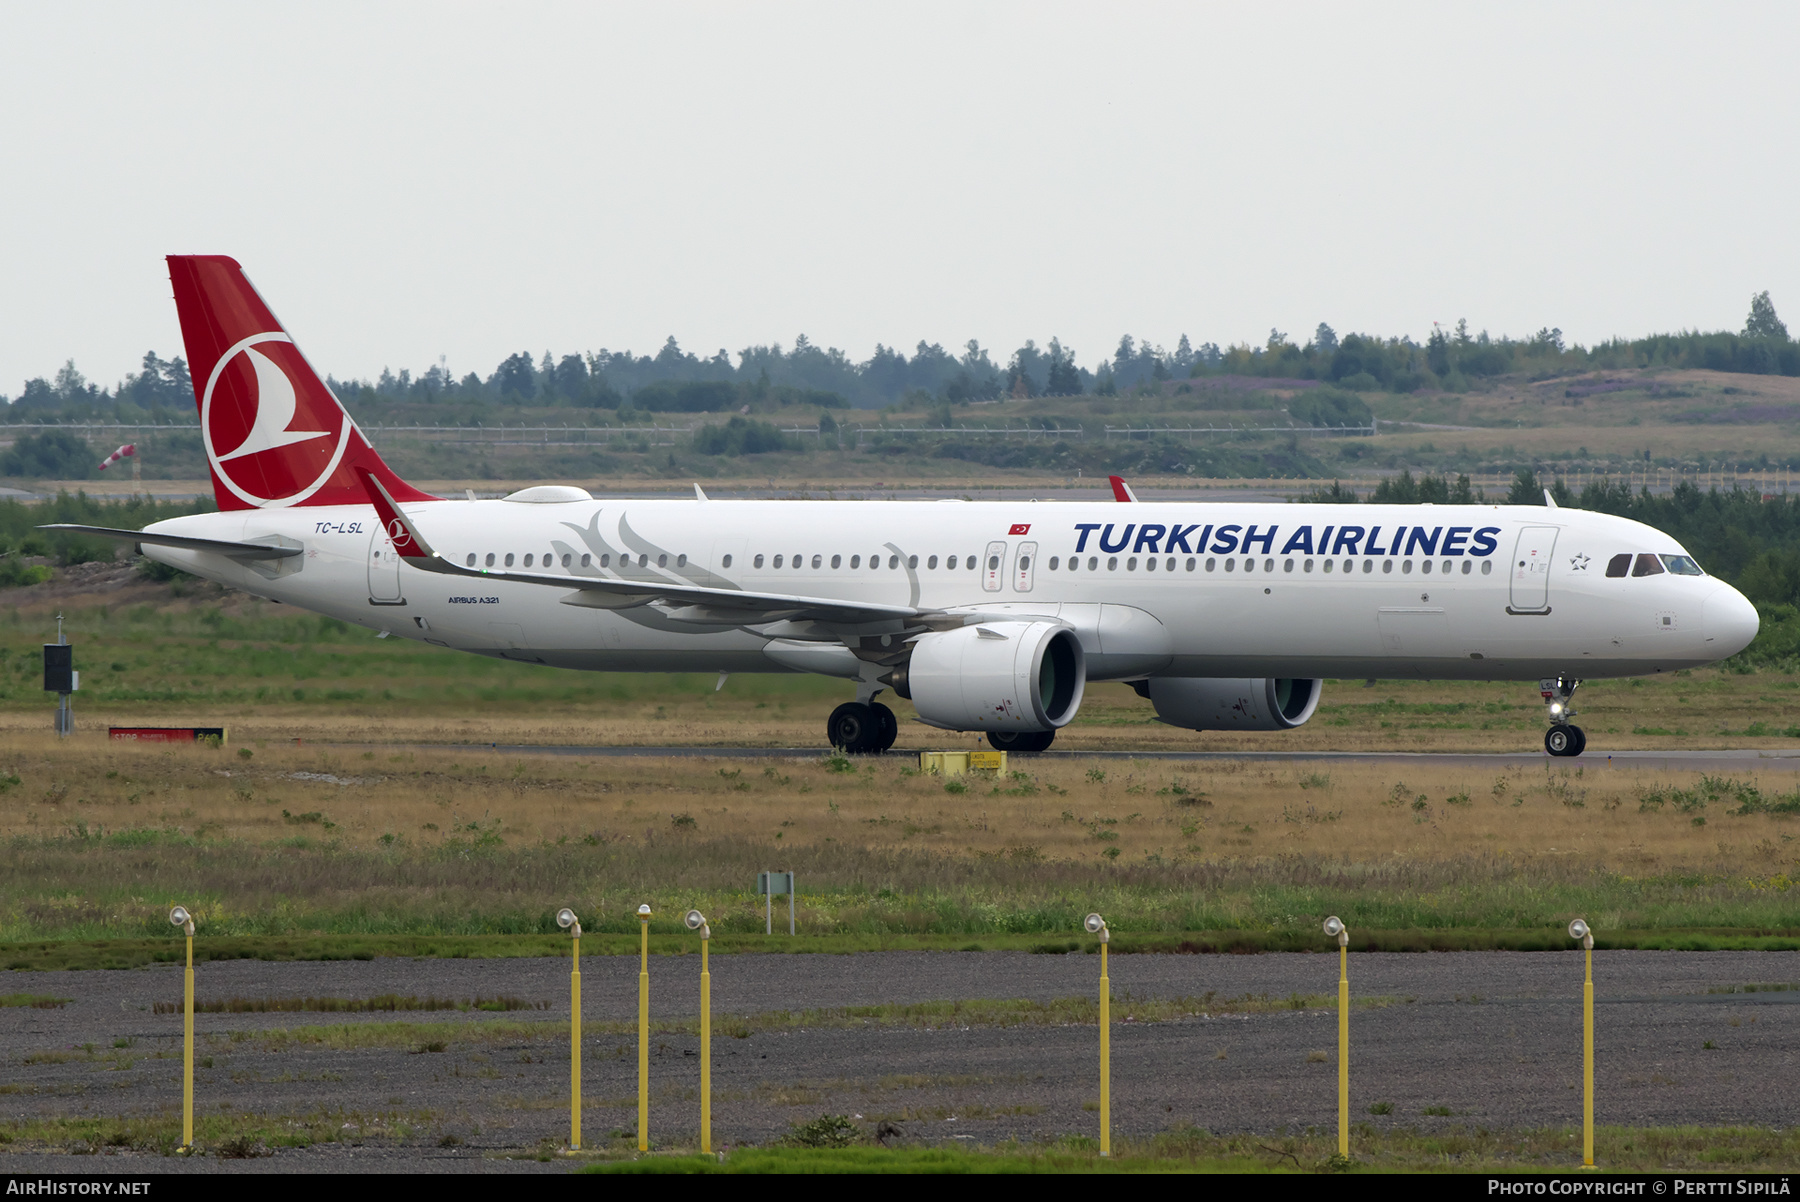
(1541, 677, 1587, 757)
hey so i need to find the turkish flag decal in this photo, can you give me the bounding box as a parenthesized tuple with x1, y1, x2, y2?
(1008, 523, 1030, 535)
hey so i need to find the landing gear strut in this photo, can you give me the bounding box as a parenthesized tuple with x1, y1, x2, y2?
(1540, 677, 1587, 757)
(827, 701, 897, 755)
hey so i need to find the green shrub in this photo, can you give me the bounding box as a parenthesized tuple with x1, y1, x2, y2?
(784, 1114, 860, 1148)
(1288, 388, 1371, 429)
(0, 556, 52, 588)
(691, 416, 797, 456)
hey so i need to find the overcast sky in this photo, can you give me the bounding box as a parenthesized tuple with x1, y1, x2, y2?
(3, 2, 1796, 393)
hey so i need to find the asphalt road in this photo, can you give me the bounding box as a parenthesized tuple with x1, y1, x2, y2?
(0, 950, 1795, 1173)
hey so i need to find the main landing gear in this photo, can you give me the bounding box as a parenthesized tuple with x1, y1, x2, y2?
(1541, 676, 1587, 757)
(827, 701, 898, 755)
(823, 703, 1058, 755)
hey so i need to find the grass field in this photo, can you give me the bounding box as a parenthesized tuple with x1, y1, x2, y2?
(0, 727, 1796, 950)
(4, 1111, 1792, 1172)
(578, 1126, 1800, 1173)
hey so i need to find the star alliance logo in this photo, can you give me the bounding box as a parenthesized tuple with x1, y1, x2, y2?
(1569, 553, 1591, 571)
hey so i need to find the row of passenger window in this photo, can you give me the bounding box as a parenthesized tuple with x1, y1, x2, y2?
(1050, 554, 1494, 576)
(463, 550, 977, 572)
(748, 553, 975, 570)
(465, 551, 686, 569)
(464, 547, 1501, 578)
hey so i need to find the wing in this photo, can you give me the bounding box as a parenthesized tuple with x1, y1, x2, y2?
(356, 469, 925, 627)
(37, 524, 303, 560)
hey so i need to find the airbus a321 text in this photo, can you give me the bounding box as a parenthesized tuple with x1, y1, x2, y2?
(48, 257, 1761, 757)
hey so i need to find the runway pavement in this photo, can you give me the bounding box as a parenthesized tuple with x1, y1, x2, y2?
(367, 743, 1800, 772)
(0, 950, 1795, 1172)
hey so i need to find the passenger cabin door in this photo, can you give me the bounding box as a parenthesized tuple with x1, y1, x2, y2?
(982, 540, 1007, 592)
(368, 525, 404, 605)
(1011, 541, 1038, 592)
(1508, 526, 1558, 613)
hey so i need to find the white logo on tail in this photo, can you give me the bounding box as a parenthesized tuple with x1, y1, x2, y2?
(217, 347, 327, 461)
(201, 332, 352, 508)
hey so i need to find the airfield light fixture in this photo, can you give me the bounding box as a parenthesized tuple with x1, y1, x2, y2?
(687, 909, 714, 1153)
(1324, 915, 1351, 1158)
(559, 907, 583, 1151)
(1571, 918, 1595, 1167)
(636, 903, 652, 1151)
(170, 905, 196, 1152)
(1084, 912, 1111, 1157)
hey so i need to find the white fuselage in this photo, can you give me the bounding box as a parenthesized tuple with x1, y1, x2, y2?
(140, 497, 1759, 683)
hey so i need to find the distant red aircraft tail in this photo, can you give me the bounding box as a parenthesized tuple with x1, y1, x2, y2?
(166, 255, 436, 511)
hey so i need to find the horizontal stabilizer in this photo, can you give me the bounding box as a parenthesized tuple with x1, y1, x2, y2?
(37, 524, 303, 560)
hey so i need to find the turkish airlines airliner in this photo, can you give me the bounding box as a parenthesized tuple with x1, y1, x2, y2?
(50, 257, 1760, 757)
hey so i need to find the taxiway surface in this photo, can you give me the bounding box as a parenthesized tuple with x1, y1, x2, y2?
(0, 950, 1794, 1172)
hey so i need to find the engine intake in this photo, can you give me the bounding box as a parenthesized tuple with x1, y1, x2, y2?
(889, 621, 1086, 733)
(1146, 677, 1322, 731)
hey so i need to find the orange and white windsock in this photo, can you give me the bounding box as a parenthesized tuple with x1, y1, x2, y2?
(98, 444, 136, 471)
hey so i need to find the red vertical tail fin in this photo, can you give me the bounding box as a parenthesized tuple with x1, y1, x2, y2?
(166, 255, 435, 510)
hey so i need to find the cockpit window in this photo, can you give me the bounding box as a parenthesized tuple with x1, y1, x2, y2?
(1659, 554, 1705, 576)
(1605, 554, 1631, 578)
(1631, 553, 1665, 577)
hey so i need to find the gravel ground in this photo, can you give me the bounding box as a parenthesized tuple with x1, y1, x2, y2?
(0, 949, 1795, 1173)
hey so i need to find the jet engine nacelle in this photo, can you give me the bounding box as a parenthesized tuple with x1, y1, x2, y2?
(892, 621, 1086, 733)
(1147, 677, 1322, 731)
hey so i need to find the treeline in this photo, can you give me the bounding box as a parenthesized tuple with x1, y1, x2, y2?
(6, 294, 1794, 422)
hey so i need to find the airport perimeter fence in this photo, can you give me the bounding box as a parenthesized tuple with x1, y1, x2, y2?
(148, 910, 1627, 1165)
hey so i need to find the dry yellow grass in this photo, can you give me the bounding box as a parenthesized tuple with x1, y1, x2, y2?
(3, 732, 1794, 877)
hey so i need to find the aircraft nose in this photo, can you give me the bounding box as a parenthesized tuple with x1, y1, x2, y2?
(1703, 585, 1759, 656)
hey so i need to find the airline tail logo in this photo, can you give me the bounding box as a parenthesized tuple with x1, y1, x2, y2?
(202, 333, 352, 507)
(168, 255, 436, 511)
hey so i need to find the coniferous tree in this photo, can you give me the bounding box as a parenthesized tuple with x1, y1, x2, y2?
(1744, 291, 1789, 339)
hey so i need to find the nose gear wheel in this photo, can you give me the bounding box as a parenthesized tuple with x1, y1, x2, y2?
(1540, 676, 1587, 758)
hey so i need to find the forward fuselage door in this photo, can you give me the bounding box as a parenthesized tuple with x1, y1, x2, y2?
(982, 540, 1007, 592)
(1012, 541, 1038, 592)
(1509, 526, 1558, 613)
(368, 523, 404, 605)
